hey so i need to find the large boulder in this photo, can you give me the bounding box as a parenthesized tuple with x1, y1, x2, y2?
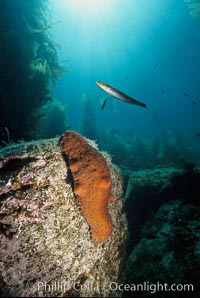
(0, 135, 128, 297)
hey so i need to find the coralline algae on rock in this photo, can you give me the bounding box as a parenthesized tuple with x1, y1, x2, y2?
(0, 136, 128, 297)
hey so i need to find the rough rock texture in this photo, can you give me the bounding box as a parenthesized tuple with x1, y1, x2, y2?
(123, 166, 200, 245)
(128, 200, 200, 297)
(123, 165, 200, 297)
(60, 131, 115, 243)
(124, 167, 183, 246)
(0, 137, 128, 297)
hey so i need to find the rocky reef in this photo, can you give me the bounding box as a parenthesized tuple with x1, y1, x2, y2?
(124, 164, 200, 297)
(0, 134, 128, 297)
(1, 131, 199, 297)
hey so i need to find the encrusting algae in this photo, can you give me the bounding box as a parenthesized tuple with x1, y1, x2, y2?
(60, 131, 115, 243)
(0, 136, 128, 297)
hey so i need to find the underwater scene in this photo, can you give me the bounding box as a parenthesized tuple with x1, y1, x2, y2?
(0, 0, 200, 297)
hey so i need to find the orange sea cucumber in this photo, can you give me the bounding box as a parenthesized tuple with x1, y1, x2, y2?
(60, 131, 115, 243)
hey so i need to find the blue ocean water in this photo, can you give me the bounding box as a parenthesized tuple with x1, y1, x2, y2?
(1, 2, 200, 295)
(52, 0, 200, 158)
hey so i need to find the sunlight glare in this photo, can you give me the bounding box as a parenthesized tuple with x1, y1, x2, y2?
(61, 0, 111, 16)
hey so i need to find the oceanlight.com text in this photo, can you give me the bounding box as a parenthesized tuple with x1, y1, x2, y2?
(109, 281, 194, 294)
(36, 280, 194, 294)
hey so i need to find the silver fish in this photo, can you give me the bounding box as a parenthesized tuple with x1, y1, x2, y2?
(96, 81, 147, 108)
